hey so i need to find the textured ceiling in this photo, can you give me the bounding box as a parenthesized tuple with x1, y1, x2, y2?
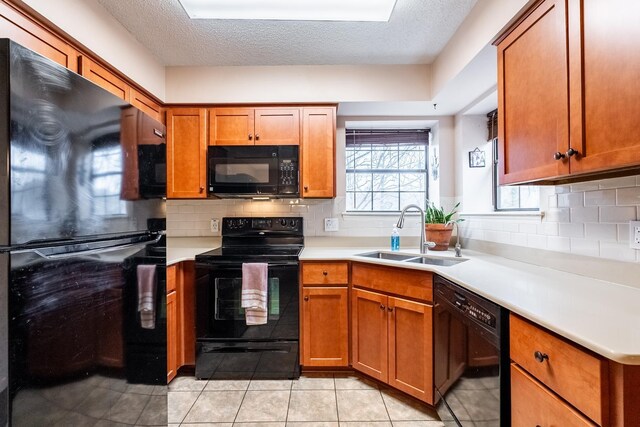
(96, 0, 477, 66)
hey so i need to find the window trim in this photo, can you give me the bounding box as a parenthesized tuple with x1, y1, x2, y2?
(492, 137, 539, 212)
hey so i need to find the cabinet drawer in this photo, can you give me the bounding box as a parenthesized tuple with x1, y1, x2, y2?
(352, 262, 432, 303)
(302, 262, 348, 285)
(510, 314, 607, 425)
(511, 364, 596, 427)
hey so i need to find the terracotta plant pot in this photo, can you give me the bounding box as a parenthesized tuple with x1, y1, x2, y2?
(425, 223, 454, 251)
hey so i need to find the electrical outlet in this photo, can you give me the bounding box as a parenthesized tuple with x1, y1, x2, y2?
(324, 217, 339, 232)
(210, 218, 220, 233)
(630, 221, 640, 249)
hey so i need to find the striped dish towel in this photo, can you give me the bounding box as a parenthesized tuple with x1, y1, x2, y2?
(137, 264, 157, 329)
(241, 263, 268, 325)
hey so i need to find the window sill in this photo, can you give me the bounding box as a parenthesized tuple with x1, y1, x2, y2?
(342, 211, 420, 217)
(459, 211, 544, 219)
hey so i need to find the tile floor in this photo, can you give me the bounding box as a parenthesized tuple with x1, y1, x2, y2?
(168, 373, 444, 426)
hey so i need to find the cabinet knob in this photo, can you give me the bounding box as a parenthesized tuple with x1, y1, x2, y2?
(534, 351, 549, 363)
(387, 307, 393, 312)
(553, 152, 566, 160)
(199, 186, 204, 193)
(248, 133, 253, 140)
(255, 134, 260, 140)
(322, 271, 328, 276)
(380, 304, 385, 310)
(304, 186, 309, 192)
(566, 147, 579, 158)
(304, 296, 309, 301)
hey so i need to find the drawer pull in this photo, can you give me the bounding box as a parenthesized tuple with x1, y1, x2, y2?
(534, 351, 549, 363)
(303, 296, 309, 301)
(387, 307, 393, 312)
(322, 271, 328, 276)
(380, 304, 385, 310)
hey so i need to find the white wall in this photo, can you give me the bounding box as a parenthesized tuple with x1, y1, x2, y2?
(455, 114, 493, 212)
(21, 0, 166, 99)
(165, 64, 430, 104)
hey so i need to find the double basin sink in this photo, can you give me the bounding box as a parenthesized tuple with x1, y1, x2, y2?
(356, 251, 468, 267)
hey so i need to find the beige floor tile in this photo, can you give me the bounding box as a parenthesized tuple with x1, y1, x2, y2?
(136, 394, 168, 426)
(167, 391, 200, 424)
(106, 392, 150, 424)
(287, 390, 338, 422)
(391, 422, 444, 427)
(287, 423, 339, 427)
(340, 423, 393, 427)
(334, 376, 379, 390)
(380, 390, 439, 421)
(181, 424, 233, 427)
(235, 390, 290, 422)
(50, 411, 99, 427)
(168, 375, 208, 391)
(233, 423, 286, 427)
(336, 390, 389, 422)
(183, 391, 246, 423)
(205, 380, 251, 391)
(75, 387, 123, 419)
(93, 419, 129, 427)
(292, 374, 335, 390)
(126, 383, 157, 395)
(249, 379, 293, 390)
(152, 385, 168, 396)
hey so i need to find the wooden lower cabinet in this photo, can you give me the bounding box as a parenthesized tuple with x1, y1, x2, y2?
(351, 287, 434, 404)
(301, 287, 349, 367)
(167, 290, 178, 383)
(511, 363, 595, 427)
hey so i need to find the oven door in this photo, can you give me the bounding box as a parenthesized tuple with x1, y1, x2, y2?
(196, 262, 299, 341)
(208, 146, 280, 196)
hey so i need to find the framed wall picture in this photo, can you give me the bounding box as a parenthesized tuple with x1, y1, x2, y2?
(469, 147, 485, 168)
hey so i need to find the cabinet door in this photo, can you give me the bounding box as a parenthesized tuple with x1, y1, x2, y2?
(167, 290, 178, 383)
(351, 288, 388, 381)
(302, 287, 349, 367)
(131, 88, 163, 123)
(166, 108, 207, 198)
(0, 2, 78, 72)
(301, 107, 336, 198)
(497, 0, 570, 184)
(388, 297, 433, 404)
(511, 364, 596, 427)
(209, 108, 255, 145)
(179, 261, 196, 366)
(79, 55, 130, 101)
(254, 108, 300, 145)
(567, 0, 640, 175)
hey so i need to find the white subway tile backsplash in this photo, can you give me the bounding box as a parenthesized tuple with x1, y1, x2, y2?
(558, 192, 584, 208)
(519, 222, 537, 234)
(618, 224, 630, 242)
(547, 236, 571, 252)
(548, 194, 558, 208)
(570, 207, 598, 223)
(555, 185, 571, 194)
(526, 234, 548, 249)
(484, 230, 510, 244)
(584, 223, 618, 241)
(510, 233, 528, 246)
(570, 238, 600, 257)
(545, 208, 571, 223)
(571, 182, 600, 192)
(559, 223, 584, 238)
(616, 187, 640, 206)
(600, 206, 637, 223)
(599, 242, 637, 262)
(584, 190, 615, 206)
(599, 176, 637, 189)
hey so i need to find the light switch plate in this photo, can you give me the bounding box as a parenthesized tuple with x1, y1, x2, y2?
(630, 221, 640, 249)
(324, 217, 339, 232)
(210, 218, 220, 233)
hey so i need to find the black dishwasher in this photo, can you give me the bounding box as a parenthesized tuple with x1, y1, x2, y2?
(433, 276, 510, 427)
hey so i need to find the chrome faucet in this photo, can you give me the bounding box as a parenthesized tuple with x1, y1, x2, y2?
(453, 222, 462, 257)
(396, 204, 436, 254)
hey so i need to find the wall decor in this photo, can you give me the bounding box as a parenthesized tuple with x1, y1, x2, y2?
(468, 147, 486, 168)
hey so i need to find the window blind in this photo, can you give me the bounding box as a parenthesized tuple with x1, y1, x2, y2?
(346, 129, 430, 145)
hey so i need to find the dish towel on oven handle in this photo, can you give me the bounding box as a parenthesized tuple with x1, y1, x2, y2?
(241, 263, 269, 325)
(137, 264, 157, 329)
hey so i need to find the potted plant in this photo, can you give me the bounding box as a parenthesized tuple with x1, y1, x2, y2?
(425, 201, 464, 251)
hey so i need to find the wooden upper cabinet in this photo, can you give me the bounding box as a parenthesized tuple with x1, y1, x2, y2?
(79, 55, 130, 101)
(131, 88, 163, 123)
(497, 0, 570, 184)
(301, 287, 349, 367)
(254, 108, 300, 145)
(209, 108, 255, 145)
(301, 107, 336, 198)
(166, 108, 207, 198)
(567, 0, 640, 175)
(0, 2, 78, 72)
(351, 288, 388, 382)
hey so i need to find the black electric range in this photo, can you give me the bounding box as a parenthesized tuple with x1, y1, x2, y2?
(194, 217, 303, 380)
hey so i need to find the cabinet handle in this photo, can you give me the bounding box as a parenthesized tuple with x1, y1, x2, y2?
(304, 186, 309, 192)
(199, 186, 204, 193)
(322, 271, 328, 276)
(255, 134, 260, 140)
(566, 147, 579, 158)
(304, 296, 309, 301)
(387, 307, 393, 312)
(553, 152, 566, 160)
(380, 304, 385, 310)
(534, 351, 549, 363)
(248, 133, 253, 140)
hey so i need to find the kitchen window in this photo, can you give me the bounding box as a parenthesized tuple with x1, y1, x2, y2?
(91, 141, 127, 216)
(345, 129, 429, 212)
(489, 111, 539, 211)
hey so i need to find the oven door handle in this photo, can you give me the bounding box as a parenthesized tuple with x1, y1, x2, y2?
(196, 261, 299, 269)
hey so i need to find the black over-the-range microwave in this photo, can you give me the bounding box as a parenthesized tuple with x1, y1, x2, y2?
(208, 145, 299, 198)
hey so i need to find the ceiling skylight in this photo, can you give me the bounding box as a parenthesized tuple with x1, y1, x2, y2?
(178, 0, 397, 22)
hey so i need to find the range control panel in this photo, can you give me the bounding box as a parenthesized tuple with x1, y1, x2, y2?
(222, 217, 302, 233)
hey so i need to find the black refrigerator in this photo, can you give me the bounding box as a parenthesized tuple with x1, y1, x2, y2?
(0, 40, 168, 426)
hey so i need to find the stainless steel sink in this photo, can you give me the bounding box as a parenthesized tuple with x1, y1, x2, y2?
(356, 251, 418, 261)
(405, 256, 468, 267)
